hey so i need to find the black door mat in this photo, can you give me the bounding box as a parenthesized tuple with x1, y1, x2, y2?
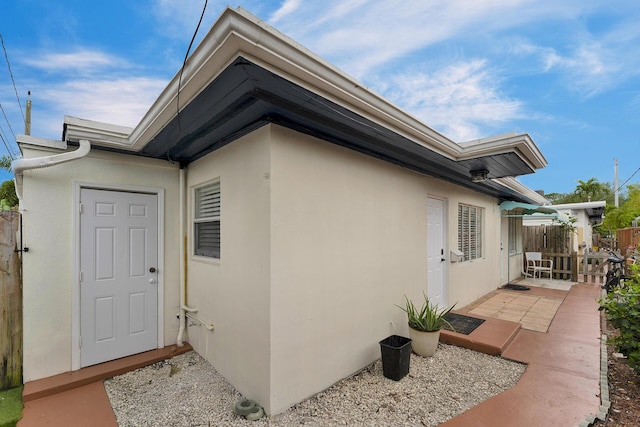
(442, 313, 485, 335)
(503, 284, 531, 291)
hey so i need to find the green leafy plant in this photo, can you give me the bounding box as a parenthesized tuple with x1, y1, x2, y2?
(0, 155, 12, 171)
(599, 263, 640, 375)
(0, 180, 18, 208)
(396, 293, 455, 332)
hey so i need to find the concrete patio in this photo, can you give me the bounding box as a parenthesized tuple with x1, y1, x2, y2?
(462, 277, 571, 332)
(19, 281, 604, 426)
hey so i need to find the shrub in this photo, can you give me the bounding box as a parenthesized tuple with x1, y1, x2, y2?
(0, 180, 18, 207)
(599, 263, 640, 375)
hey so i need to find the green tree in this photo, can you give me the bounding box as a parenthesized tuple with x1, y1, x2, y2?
(0, 179, 18, 207)
(548, 178, 614, 206)
(576, 178, 599, 201)
(0, 154, 11, 171)
(575, 178, 614, 203)
(544, 192, 570, 204)
(601, 184, 640, 233)
(0, 155, 17, 207)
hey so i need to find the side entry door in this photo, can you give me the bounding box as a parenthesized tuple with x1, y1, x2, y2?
(427, 197, 446, 306)
(80, 188, 158, 367)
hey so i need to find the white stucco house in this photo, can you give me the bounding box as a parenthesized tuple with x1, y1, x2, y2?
(523, 201, 606, 254)
(14, 8, 552, 415)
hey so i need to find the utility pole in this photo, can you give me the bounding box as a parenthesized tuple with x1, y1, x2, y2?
(614, 158, 619, 208)
(24, 91, 31, 136)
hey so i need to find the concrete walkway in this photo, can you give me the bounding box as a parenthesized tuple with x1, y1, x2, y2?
(441, 283, 602, 426)
(18, 345, 192, 427)
(19, 283, 603, 426)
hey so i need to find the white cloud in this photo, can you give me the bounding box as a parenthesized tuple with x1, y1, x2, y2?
(47, 77, 166, 126)
(22, 50, 127, 75)
(378, 60, 522, 141)
(14, 45, 168, 138)
(30, 77, 166, 137)
(269, 0, 301, 23)
(269, 0, 589, 79)
(500, 11, 640, 97)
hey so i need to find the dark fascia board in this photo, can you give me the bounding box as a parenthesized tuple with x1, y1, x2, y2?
(61, 8, 545, 204)
(133, 57, 535, 202)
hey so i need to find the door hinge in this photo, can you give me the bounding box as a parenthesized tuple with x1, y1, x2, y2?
(79, 271, 83, 283)
(79, 336, 82, 348)
(79, 203, 83, 214)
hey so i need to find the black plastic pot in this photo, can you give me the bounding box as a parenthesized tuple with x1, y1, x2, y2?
(379, 335, 412, 381)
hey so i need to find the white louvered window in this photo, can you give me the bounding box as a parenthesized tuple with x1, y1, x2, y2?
(508, 217, 521, 254)
(194, 181, 220, 259)
(458, 204, 483, 261)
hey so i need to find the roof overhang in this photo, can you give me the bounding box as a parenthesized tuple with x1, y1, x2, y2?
(548, 201, 606, 221)
(500, 201, 569, 223)
(61, 7, 548, 204)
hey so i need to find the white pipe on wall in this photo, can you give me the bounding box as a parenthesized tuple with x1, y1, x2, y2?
(12, 140, 91, 206)
(177, 168, 201, 345)
(177, 168, 187, 346)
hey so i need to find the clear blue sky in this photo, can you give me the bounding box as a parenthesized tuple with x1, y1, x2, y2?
(2, 1, 639, 196)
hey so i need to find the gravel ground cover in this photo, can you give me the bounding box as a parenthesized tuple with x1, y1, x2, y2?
(105, 345, 525, 426)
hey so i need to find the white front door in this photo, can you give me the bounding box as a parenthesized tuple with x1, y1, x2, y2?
(80, 188, 159, 367)
(427, 197, 446, 306)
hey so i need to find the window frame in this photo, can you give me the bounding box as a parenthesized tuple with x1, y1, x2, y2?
(193, 180, 221, 259)
(508, 216, 522, 255)
(458, 203, 483, 262)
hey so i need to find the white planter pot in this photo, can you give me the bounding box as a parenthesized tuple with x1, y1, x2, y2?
(408, 327, 441, 357)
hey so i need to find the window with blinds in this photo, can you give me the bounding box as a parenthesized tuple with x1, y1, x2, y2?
(508, 217, 521, 254)
(194, 181, 220, 258)
(458, 204, 483, 261)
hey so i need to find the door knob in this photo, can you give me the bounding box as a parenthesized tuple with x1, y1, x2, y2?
(149, 278, 157, 284)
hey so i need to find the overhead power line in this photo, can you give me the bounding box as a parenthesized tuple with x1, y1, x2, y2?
(0, 122, 8, 143)
(175, 0, 208, 140)
(0, 102, 16, 140)
(619, 166, 640, 189)
(1, 34, 25, 124)
(0, 131, 14, 160)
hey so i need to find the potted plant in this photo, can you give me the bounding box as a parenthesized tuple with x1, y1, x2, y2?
(397, 293, 455, 357)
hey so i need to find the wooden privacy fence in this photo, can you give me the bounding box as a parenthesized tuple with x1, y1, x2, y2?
(523, 251, 578, 281)
(616, 227, 640, 252)
(523, 224, 574, 254)
(523, 224, 577, 281)
(0, 211, 22, 390)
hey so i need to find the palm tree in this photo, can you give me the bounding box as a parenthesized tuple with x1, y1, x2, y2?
(0, 155, 11, 172)
(576, 178, 602, 202)
(0, 155, 17, 207)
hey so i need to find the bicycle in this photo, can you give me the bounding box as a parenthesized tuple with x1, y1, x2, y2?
(603, 250, 633, 293)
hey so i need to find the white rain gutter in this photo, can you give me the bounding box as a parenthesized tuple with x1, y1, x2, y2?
(11, 139, 91, 206)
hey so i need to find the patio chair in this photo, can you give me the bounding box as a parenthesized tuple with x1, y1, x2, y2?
(525, 252, 553, 280)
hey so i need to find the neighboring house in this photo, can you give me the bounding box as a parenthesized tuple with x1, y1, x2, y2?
(523, 201, 606, 254)
(15, 8, 553, 415)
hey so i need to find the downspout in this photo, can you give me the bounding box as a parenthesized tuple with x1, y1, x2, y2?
(177, 167, 201, 346)
(11, 140, 91, 208)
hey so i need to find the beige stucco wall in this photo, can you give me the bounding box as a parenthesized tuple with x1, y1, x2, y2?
(184, 126, 272, 408)
(21, 122, 510, 410)
(445, 192, 503, 305)
(20, 144, 180, 382)
(267, 125, 503, 413)
(184, 124, 507, 414)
